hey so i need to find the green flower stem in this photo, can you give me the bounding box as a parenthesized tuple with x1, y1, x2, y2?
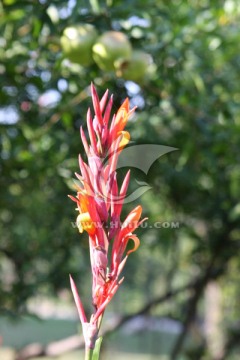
(85, 347, 94, 360)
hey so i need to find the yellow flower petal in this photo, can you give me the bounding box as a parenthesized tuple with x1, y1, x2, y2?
(119, 131, 130, 148)
(77, 212, 95, 235)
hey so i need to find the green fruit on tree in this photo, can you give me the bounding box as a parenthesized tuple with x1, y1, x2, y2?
(118, 50, 154, 83)
(60, 24, 98, 66)
(92, 31, 132, 71)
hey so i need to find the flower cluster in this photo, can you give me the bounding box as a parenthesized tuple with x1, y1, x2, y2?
(69, 84, 146, 349)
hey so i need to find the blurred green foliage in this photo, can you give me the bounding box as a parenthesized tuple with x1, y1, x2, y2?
(0, 0, 240, 358)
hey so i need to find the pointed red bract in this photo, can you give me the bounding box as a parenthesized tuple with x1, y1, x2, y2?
(69, 275, 87, 324)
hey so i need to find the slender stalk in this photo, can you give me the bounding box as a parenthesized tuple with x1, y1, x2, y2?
(97, 313, 104, 330)
(85, 347, 93, 360)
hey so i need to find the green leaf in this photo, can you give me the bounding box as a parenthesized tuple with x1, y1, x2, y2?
(92, 337, 103, 360)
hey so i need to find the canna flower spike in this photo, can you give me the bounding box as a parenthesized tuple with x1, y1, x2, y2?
(69, 83, 147, 354)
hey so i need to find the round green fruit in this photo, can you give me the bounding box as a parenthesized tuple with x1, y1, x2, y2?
(60, 24, 98, 66)
(92, 31, 132, 71)
(118, 50, 153, 83)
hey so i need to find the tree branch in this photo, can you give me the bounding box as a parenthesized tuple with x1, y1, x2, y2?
(170, 225, 237, 360)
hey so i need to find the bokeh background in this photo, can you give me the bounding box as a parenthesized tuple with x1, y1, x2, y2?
(0, 0, 240, 359)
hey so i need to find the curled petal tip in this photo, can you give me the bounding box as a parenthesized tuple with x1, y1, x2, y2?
(126, 235, 140, 255)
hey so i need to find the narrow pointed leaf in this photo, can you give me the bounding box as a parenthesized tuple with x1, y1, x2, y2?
(92, 337, 103, 360)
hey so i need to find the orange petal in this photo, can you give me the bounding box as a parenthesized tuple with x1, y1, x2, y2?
(118, 205, 143, 241)
(122, 205, 142, 231)
(115, 98, 129, 131)
(77, 192, 90, 213)
(126, 235, 140, 255)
